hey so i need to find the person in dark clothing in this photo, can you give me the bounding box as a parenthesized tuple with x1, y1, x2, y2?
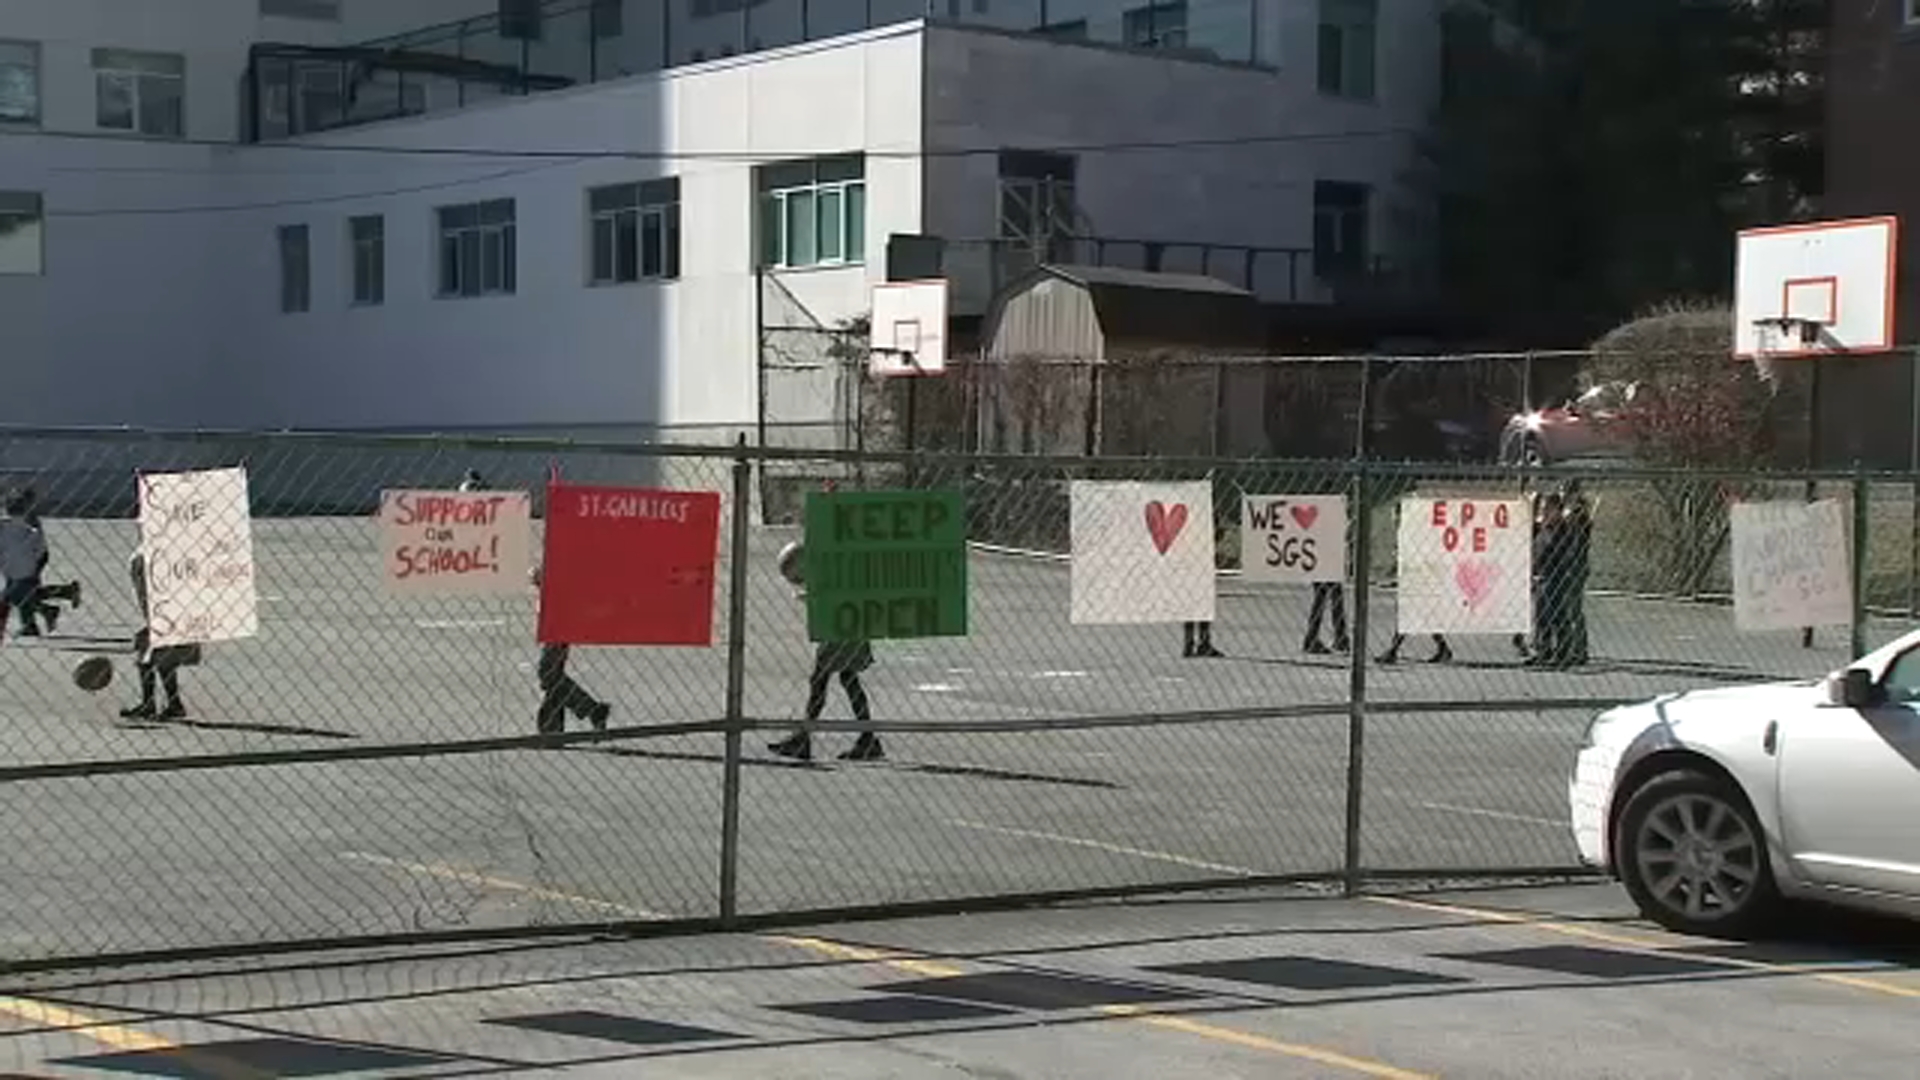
(1303, 583, 1350, 654)
(121, 547, 197, 720)
(1375, 631, 1450, 665)
(1183, 620, 1223, 658)
(3, 489, 79, 636)
(1528, 492, 1576, 667)
(527, 563, 611, 735)
(1561, 482, 1594, 665)
(769, 541, 884, 763)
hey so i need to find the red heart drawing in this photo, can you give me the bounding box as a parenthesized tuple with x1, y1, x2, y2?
(1144, 502, 1188, 555)
(1290, 504, 1319, 530)
(1454, 560, 1498, 610)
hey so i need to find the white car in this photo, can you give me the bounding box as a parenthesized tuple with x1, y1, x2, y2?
(1571, 628, 1920, 936)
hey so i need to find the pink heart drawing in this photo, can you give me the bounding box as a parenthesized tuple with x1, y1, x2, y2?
(1454, 560, 1499, 611)
(1290, 504, 1319, 530)
(1145, 502, 1189, 555)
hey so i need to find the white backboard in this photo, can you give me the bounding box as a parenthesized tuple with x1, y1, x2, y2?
(1733, 216, 1899, 359)
(870, 279, 948, 376)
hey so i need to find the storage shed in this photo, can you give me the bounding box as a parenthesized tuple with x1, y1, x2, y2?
(977, 264, 1269, 456)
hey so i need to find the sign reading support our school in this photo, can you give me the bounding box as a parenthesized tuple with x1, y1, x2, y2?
(379, 489, 531, 595)
(538, 484, 723, 646)
(804, 490, 967, 642)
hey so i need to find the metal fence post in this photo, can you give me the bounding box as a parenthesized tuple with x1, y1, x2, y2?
(719, 436, 752, 925)
(1853, 465, 1870, 661)
(1342, 456, 1372, 897)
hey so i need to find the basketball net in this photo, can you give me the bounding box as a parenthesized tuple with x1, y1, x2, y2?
(1750, 316, 1821, 386)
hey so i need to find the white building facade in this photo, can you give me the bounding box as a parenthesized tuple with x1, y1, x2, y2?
(0, 0, 1440, 440)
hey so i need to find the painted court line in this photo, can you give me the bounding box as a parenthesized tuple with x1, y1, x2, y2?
(1418, 801, 1567, 829)
(1370, 894, 1920, 1001)
(948, 820, 1259, 877)
(340, 852, 669, 920)
(0, 995, 176, 1053)
(1101, 1005, 1435, 1080)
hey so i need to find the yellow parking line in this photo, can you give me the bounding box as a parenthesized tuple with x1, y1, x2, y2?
(762, 935, 966, 979)
(1370, 895, 1920, 1001)
(1103, 1006, 1436, 1080)
(340, 852, 669, 920)
(0, 994, 176, 1052)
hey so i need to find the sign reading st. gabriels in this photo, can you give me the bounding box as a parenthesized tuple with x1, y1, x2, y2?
(804, 490, 967, 642)
(538, 484, 722, 646)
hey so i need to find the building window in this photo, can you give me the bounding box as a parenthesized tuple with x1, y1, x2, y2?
(757, 156, 865, 269)
(93, 49, 186, 136)
(1313, 180, 1370, 278)
(0, 192, 44, 275)
(592, 0, 625, 37)
(1035, 19, 1088, 39)
(437, 199, 516, 298)
(998, 150, 1078, 262)
(0, 41, 39, 125)
(1123, 2, 1188, 48)
(589, 178, 680, 284)
(499, 0, 543, 40)
(1318, 0, 1377, 99)
(1908, 0, 1920, 23)
(692, 0, 769, 16)
(278, 224, 310, 313)
(349, 214, 385, 305)
(260, 0, 341, 18)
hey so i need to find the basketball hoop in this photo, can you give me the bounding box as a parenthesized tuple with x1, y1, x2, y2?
(1750, 316, 1825, 385)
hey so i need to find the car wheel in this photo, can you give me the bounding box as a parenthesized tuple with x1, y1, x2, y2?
(1616, 770, 1778, 938)
(1518, 437, 1547, 466)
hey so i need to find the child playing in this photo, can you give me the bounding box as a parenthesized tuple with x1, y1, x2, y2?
(122, 546, 198, 720)
(0, 494, 48, 642)
(767, 541, 884, 763)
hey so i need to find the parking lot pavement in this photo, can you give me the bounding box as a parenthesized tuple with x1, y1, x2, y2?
(2, 882, 1916, 1079)
(3, 520, 1902, 964)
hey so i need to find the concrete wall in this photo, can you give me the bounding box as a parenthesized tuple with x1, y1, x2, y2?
(919, 21, 1433, 312)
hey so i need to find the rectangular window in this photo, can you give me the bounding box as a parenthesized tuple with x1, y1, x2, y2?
(437, 199, 516, 298)
(1908, 0, 1919, 23)
(589, 178, 680, 284)
(1312, 180, 1370, 278)
(592, 0, 625, 37)
(757, 155, 865, 270)
(278, 224, 310, 313)
(1035, 19, 1089, 40)
(1123, 2, 1188, 48)
(1317, 0, 1377, 99)
(349, 214, 385, 305)
(0, 41, 39, 125)
(0, 192, 44, 275)
(260, 0, 341, 18)
(93, 48, 185, 136)
(499, 0, 544, 40)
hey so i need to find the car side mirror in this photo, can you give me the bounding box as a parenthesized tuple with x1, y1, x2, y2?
(1830, 668, 1881, 708)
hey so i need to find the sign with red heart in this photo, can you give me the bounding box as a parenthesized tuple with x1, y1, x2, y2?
(1394, 496, 1531, 634)
(1069, 481, 1216, 624)
(1241, 494, 1346, 584)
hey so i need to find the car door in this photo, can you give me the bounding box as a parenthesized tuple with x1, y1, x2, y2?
(1776, 648, 1920, 897)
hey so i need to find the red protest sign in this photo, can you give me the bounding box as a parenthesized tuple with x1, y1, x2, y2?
(537, 484, 722, 646)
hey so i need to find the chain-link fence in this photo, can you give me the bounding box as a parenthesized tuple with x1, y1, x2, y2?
(1, 427, 1913, 969)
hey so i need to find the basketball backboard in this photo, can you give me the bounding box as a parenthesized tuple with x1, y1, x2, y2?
(869, 279, 948, 377)
(1733, 216, 1899, 359)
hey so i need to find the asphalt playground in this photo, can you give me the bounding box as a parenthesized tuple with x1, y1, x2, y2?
(0, 517, 1905, 966)
(3, 882, 1918, 1078)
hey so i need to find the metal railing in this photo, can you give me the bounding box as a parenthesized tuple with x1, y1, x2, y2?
(0, 426, 1905, 970)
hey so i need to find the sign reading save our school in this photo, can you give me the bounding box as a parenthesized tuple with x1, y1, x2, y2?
(804, 490, 967, 642)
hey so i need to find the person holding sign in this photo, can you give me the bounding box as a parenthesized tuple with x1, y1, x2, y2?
(121, 546, 199, 720)
(768, 540, 884, 763)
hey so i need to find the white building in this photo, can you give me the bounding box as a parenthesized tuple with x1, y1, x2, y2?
(0, 0, 1440, 445)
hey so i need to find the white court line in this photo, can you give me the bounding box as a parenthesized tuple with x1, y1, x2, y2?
(949, 820, 1259, 877)
(914, 683, 962, 693)
(1032, 670, 1090, 680)
(340, 851, 668, 919)
(1419, 802, 1567, 829)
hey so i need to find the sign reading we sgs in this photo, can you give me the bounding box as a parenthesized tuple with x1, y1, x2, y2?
(804, 491, 967, 642)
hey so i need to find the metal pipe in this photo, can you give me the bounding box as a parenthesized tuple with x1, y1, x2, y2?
(718, 435, 752, 925)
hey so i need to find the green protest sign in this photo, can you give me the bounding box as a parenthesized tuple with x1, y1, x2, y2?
(804, 490, 967, 642)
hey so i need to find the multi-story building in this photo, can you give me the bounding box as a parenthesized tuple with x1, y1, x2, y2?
(0, 0, 1442, 445)
(1821, 0, 1917, 466)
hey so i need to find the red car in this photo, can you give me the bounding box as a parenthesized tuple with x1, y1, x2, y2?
(1499, 381, 1642, 465)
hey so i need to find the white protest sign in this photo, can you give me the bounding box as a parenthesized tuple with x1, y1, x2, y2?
(379, 490, 532, 596)
(1070, 481, 1215, 624)
(1731, 499, 1851, 632)
(1395, 496, 1531, 634)
(138, 467, 258, 647)
(1242, 494, 1346, 584)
